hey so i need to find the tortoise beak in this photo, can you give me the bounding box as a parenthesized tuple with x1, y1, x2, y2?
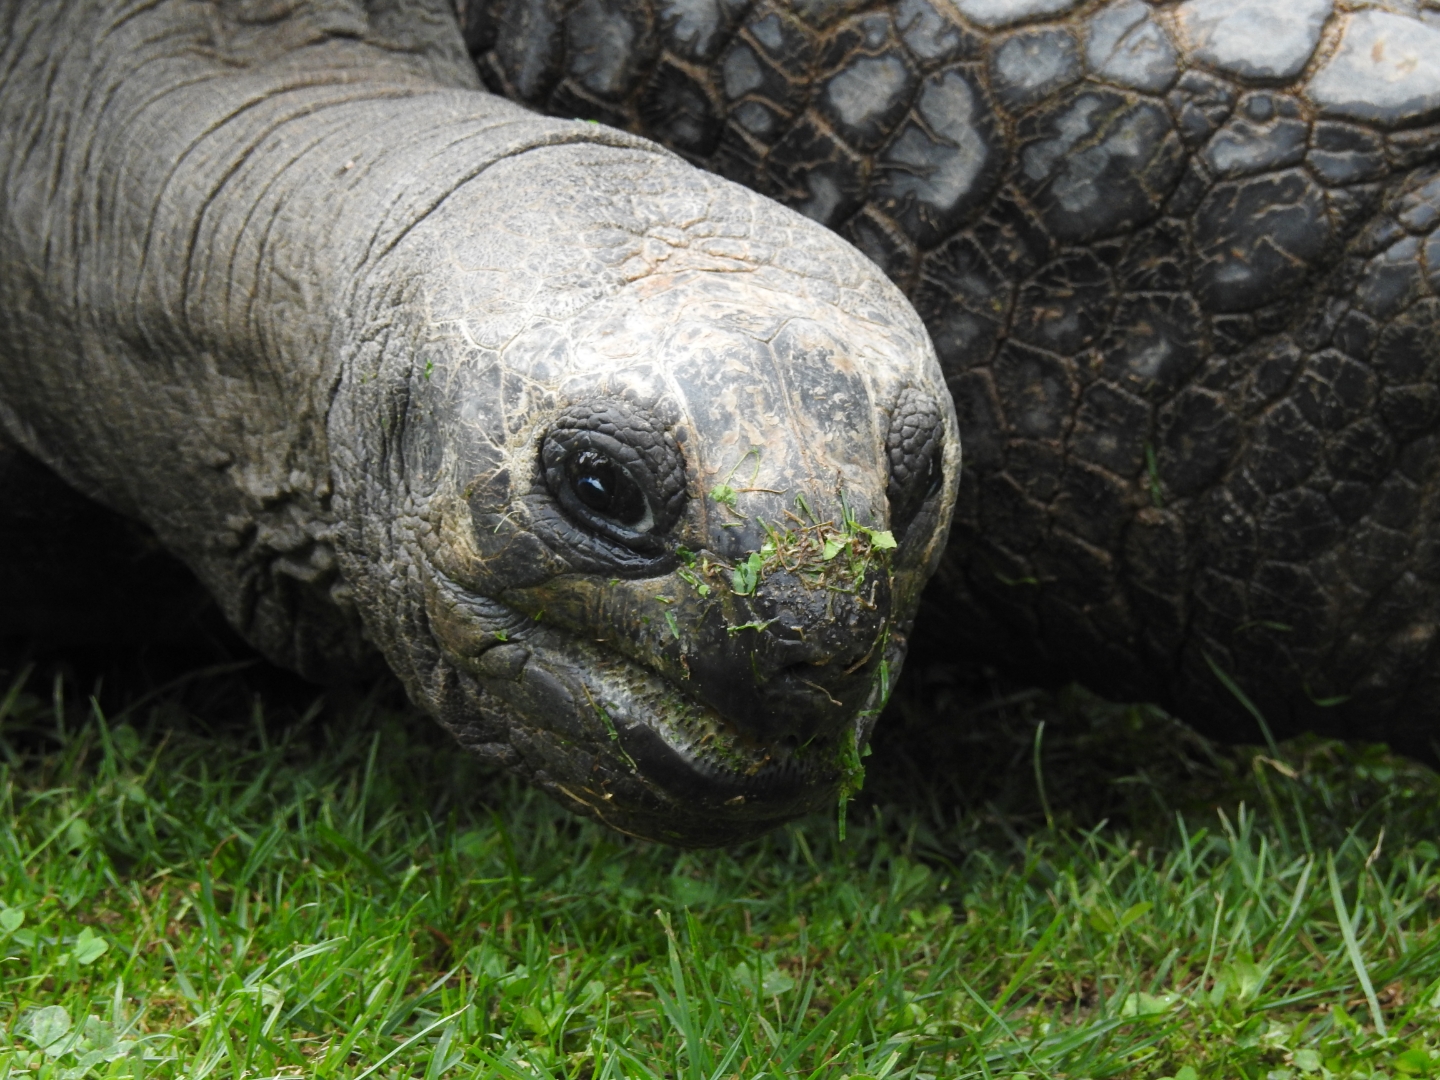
(682, 566, 891, 747)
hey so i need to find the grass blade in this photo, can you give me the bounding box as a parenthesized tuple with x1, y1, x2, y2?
(1327, 851, 1387, 1036)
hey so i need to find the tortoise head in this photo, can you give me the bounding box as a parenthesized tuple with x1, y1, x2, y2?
(334, 141, 958, 845)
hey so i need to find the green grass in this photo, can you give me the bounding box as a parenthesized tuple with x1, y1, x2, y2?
(2, 656, 1440, 1080)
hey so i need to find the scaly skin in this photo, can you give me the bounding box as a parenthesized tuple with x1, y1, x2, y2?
(465, 0, 1440, 752)
(0, 0, 957, 844)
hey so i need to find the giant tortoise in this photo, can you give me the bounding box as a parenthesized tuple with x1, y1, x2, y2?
(4, 0, 1440, 848)
(0, 0, 960, 845)
(465, 0, 1440, 756)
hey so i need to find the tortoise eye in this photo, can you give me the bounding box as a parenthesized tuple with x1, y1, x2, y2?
(566, 450, 648, 528)
(536, 401, 686, 567)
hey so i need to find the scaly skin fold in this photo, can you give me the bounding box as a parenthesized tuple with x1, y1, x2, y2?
(0, 0, 957, 843)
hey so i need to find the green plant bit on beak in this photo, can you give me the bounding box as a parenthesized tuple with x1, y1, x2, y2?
(731, 552, 763, 595)
(723, 512, 896, 599)
(709, 447, 766, 518)
(710, 483, 739, 512)
(725, 619, 776, 636)
(584, 689, 637, 772)
(676, 565, 711, 597)
(835, 723, 871, 841)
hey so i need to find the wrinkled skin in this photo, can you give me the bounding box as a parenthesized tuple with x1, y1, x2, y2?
(466, 0, 1440, 754)
(0, 0, 958, 845)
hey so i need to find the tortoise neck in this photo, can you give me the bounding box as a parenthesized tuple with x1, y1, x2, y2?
(0, 0, 640, 676)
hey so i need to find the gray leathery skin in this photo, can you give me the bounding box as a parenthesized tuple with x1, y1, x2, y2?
(466, 0, 1440, 753)
(0, 0, 957, 845)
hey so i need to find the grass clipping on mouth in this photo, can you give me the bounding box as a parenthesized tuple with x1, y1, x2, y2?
(725, 516, 896, 600)
(709, 482, 897, 601)
(707, 485, 897, 838)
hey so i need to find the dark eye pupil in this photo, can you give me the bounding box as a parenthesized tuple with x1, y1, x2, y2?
(573, 455, 614, 510)
(568, 450, 646, 526)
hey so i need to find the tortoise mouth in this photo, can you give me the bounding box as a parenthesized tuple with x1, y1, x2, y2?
(611, 692, 841, 808)
(429, 584, 864, 843)
(502, 630, 853, 841)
